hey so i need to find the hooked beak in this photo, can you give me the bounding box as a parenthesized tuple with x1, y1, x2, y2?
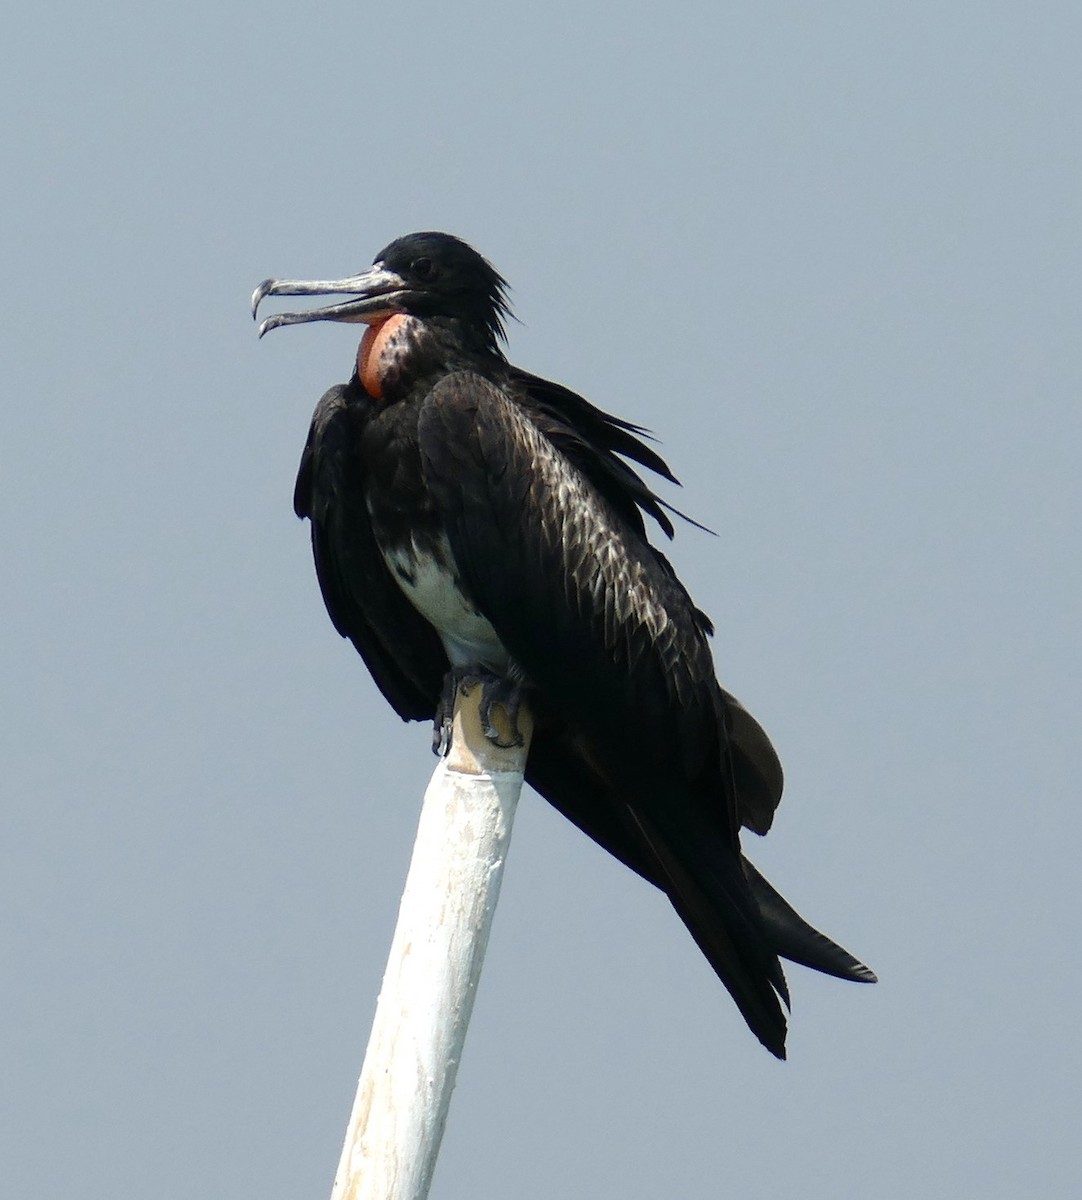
(251, 264, 409, 337)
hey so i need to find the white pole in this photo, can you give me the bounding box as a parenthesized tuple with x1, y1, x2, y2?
(328, 685, 533, 1200)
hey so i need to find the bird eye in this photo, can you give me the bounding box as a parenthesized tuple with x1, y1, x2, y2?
(411, 256, 436, 281)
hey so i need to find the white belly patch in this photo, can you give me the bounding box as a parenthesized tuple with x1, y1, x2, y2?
(382, 534, 510, 672)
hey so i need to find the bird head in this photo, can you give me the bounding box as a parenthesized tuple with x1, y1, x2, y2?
(252, 232, 511, 355)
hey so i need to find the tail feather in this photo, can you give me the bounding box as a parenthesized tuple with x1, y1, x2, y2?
(628, 808, 790, 1059)
(744, 858, 877, 984)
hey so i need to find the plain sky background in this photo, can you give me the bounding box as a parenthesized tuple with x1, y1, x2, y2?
(4, 3, 1080, 1197)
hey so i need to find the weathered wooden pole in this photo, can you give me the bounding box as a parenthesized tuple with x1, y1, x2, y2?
(328, 683, 533, 1200)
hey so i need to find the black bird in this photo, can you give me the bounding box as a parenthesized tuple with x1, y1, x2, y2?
(252, 232, 875, 1058)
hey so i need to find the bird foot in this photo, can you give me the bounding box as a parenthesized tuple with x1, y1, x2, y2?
(433, 667, 526, 755)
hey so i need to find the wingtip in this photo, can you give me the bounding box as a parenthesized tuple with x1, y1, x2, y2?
(743, 858, 877, 986)
(763, 1033, 788, 1061)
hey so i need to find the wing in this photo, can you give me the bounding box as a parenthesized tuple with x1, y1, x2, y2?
(419, 373, 724, 787)
(294, 383, 446, 720)
(417, 371, 791, 1055)
(510, 369, 785, 832)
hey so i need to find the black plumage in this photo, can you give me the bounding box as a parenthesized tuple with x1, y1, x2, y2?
(254, 232, 874, 1058)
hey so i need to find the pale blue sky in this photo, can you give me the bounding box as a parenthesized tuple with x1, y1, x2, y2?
(4, 4, 1080, 1197)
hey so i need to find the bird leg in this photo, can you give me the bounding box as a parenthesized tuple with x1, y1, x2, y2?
(433, 666, 527, 755)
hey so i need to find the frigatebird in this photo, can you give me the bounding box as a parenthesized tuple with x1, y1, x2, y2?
(253, 231, 875, 1058)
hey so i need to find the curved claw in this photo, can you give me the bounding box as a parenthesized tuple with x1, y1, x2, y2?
(478, 678, 526, 748)
(432, 667, 526, 754)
